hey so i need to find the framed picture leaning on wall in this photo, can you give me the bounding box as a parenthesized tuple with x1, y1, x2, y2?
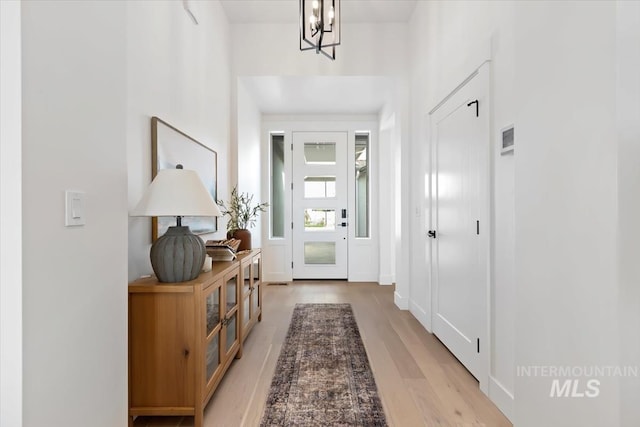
(151, 116, 218, 240)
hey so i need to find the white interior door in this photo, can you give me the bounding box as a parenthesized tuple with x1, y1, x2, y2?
(431, 67, 489, 383)
(292, 132, 348, 279)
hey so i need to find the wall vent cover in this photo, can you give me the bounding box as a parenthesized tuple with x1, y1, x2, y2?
(501, 125, 514, 154)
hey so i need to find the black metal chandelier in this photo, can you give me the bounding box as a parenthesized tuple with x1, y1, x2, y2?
(299, 0, 341, 60)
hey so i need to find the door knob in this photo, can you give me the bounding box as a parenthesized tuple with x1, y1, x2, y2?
(427, 230, 437, 239)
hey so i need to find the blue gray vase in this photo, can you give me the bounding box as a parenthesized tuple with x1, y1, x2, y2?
(151, 226, 205, 283)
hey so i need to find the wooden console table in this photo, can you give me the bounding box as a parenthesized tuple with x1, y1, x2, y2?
(128, 249, 262, 427)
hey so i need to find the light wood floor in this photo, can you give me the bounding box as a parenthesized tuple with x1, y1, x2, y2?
(133, 282, 512, 427)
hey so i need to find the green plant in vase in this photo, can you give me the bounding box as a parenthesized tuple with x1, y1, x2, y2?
(217, 187, 268, 251)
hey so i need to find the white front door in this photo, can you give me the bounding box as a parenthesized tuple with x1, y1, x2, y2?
(292, 132, 348, 279)
(431, 67, 489, 383)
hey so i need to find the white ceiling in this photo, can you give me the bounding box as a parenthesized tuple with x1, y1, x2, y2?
(240, 76, 395, 114)
(220, 0, 417, 24)
(225, 1, 410, 115)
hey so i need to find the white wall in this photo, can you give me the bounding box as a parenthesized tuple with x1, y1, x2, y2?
(410, 2, 640, 424)
(20, 2, 233, 425)
(616, 3, 640, 425)
(406, 0, 431, 318)
(127, 1, 231, 281)
(408, 0, 516, 417)
(514, 2, 623, 426)
(377, 112, 396, 286)
(393, 84, 411, 308)
(232, 22, 408, 77)
(0, 1, 23, 426)
(235, 79, 264, 247)
(21, 1, 128, 425)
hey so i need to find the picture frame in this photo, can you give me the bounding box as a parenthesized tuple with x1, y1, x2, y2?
(151, 116, 218, 241)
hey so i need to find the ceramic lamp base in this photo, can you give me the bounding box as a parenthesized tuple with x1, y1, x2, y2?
(151, 226, 205, 282)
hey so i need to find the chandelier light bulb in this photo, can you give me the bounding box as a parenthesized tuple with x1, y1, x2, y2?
(312, 0, 319, 10)
(310, 14, 320, 31)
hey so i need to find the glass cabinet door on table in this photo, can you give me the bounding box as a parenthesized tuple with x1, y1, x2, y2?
(203, 281, 222, 386)
(223, 271, 239, 360)
(242, 261, 252, 331)
(251, 253, 262, 320)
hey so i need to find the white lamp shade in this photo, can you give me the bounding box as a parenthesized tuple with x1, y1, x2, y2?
(130, 168, 222, 217)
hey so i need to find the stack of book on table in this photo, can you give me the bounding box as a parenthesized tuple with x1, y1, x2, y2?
(205, 238, 241, 261)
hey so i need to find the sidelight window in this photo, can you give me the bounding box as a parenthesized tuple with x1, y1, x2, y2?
(270, 133, 285, 238)
(355, 133, 370, 238)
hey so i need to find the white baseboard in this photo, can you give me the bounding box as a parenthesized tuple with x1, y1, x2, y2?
(379, 274, 394, 285)
(348, 273, 378, 282)
(263, 273, 292, 283)
(488, 376, 514, 421)
(409, 301, 431, 332)
(394, 291, 409, 309)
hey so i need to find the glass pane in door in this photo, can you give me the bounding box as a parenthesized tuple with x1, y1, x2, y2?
(205, 287, 220, 336)
(243, 296, 250, 326)
(243, 264, 251, 295)
(226, 275, 237, 312)
(252, 255, 261, 313)
(304, 176, 336, 198)
(251, 284, 259, 313)
(304, 242, 336, 264)
(253, 256, 260, 281)
(304, 209, 336, 231)
(206, 335, 219, 381)
(304, 142, 336, 164)
(226, 313, 237, 353)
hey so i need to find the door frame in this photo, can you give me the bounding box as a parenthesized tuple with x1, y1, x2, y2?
(260, 117, 380, 284)
(428, 62, 491, 393)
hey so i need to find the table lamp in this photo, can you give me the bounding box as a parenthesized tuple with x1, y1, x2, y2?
(131, 165, 221, 282)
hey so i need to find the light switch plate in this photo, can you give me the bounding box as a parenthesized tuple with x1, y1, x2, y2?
(65, 190, 85, 226)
